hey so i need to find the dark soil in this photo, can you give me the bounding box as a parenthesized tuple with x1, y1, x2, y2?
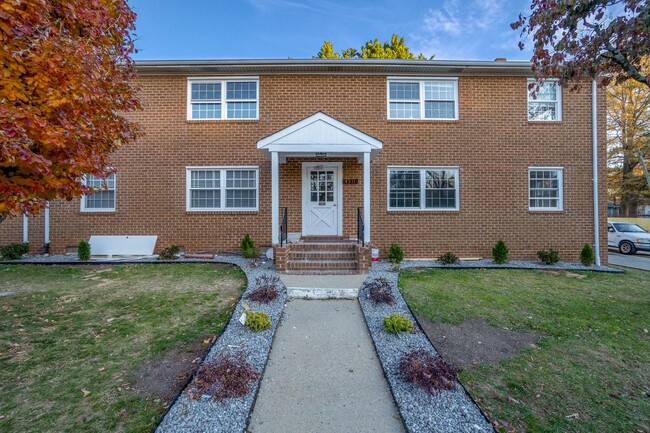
(414, 314, 541, 368)
(132, 340, 210, 402)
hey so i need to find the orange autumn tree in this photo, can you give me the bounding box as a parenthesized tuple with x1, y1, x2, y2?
(0, 0, 141, 218)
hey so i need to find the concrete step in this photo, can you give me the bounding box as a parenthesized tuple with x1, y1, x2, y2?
(286, 287, 359, 299)
(286, 259, 358, 272)
(289, 242, 357, 251)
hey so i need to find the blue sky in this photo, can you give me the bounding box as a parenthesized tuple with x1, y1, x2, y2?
(130, 0, 533, 61)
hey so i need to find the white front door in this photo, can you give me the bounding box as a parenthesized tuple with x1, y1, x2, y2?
(302, 163, 342, 236)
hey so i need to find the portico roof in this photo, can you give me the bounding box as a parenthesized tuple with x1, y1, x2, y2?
(257, 112, 383, 161)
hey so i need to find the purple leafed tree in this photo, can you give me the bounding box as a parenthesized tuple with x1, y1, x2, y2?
(512, 0, 650, 89)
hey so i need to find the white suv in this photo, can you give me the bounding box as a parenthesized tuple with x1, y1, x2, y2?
(608, 222, 650, 255)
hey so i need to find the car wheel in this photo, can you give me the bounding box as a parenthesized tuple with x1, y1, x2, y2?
(619, 241, 637, 255)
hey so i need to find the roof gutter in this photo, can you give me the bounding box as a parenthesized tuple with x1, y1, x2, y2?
(592, 79, 601, 266)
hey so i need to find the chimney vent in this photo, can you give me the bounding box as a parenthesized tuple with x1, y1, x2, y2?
(494, 57, 507, 62)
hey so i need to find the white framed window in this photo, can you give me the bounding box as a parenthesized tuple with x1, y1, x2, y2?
(186, 167, 258, 211)
(81, 174, 116, 212)
(387, 78, 458, 120)
(528, 167, 563, 211)
(387, 167, 459, 211)
(527, 79, 561, 121)
(187, 78, 259, 120)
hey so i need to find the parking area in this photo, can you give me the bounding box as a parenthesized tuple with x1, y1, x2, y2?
(608, 249, 650, 271)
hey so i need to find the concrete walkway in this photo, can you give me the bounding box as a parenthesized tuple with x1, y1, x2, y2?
(249, 299, 404, 433)
(609, 251, 650, 271)
(279, 274, 368, 299)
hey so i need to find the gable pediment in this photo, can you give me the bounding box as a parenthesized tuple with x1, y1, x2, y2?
(257, 112, 382, 152)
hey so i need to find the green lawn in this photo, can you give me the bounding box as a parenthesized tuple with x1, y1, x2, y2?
(400, 268, 650, 433)
(0, 264, 245, 433)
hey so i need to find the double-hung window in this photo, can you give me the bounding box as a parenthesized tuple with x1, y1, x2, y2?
(388, 79, 458, 120)
(81, 174, 116, 211)
(186, 167, 258, 211)
(187, 78, 258, 120)
(388, 167, 459, 210)
(527, 79, 561, 121)
(528, 167, 563, 211)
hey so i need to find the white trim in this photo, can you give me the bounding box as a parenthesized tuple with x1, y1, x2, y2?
(81, 173, 116, 212)
(528, 166, 564, 211)
(387, 77, 459, 121)
(301, 162, 343, 236)
(187, 77, 259, 121)
(363, 152, 371, 243)
(22, 214, 28, 244)
(387, 166, 460, 211)
(271, 152, 279, 245)
(185, 166, 259, 212)
(527, 78, 562, 121)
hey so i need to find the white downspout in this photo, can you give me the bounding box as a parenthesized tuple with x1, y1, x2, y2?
(22, 214, 29, 244)
(592, 79, 601, 266)
(44, 202, 50, 255)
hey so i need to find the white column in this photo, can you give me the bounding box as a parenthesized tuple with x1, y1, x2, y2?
(22, 214, 29, 244)
(271, 151, 279, 246)
(363, 152, 371, 244)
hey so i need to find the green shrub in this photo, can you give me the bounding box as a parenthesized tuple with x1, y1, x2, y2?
(158, 245, 180, 261)
(389, 243, 404, 264)
(438, 251, 459, 265)
(245, 311, 271, 332)
(383, 313, 414, 335)
(0, 243, 29, 260)
(77, 240, 91, 261)
(241, 234, 259, 259)
(580, 244, 595, 266)
(492, 240, 509, 264)
(537, 249, 560, 265)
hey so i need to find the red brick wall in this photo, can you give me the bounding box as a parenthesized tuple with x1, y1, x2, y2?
(0, 74, 608, 263)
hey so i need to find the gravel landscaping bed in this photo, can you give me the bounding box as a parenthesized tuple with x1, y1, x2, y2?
(1, 254, 228, 264)
(155, 256, 286, 433)
(359, 261, 495, 433)
(401, 258, 623, 273)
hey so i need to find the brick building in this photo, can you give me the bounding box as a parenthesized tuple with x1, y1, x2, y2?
(0, 59, 607, 269)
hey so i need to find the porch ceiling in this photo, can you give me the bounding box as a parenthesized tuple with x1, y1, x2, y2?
(257, 112, 383, 161)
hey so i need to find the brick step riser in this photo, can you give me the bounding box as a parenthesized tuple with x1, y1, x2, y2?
(289, 243, 358, 251)
(289, 252, 357, 260)
(286, 262, 358, 271)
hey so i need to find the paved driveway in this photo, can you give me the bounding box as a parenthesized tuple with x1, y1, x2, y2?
(608, 250, 650, 271)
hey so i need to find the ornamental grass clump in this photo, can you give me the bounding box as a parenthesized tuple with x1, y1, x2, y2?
(245, 311, 271, 332)
(0, 243, 29, 260)
(399, 349, 458, 395)
(492, 240, 509, 264)
(246, 274, 280, 303)
(580, 244, 595, 266)
(158, 245, 180, 261)
(438, 251, 459, 265)
(383, 313, 414, 335)
(192, 352, 260, 401)
(365, 278, 395, 305)
(537, 249, 560, 265)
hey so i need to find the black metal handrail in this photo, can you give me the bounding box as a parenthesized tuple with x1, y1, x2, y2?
(357, 207, 365, 247)
(279, 207, 288, 247)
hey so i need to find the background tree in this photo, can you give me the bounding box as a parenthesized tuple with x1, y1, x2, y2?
(512, 0, 649, 89)
(607, 61, 650, 216)
(0, 0, 141, 218)
(316, 34, 432, 60)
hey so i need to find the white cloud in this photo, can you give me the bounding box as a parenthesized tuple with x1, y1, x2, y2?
(410, 0, 530, 60)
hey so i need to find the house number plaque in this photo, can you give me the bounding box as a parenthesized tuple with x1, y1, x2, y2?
(343, 179, 359, 185)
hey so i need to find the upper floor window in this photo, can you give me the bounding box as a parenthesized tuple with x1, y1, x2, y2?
(387, 79, 458, 120)
(528, 167, 563, 211)
(388, 167, 459, 211)
(186, 167, 258, 211)
(187, 78, 258, 120)
(527, 79, 561, 121)
(82, 174, 116, 212)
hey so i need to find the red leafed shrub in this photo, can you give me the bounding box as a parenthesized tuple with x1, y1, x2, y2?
(247, 275, 280, 303)
(399, 350, 458, 395)
(192, 353, 260, 400)
(365, 278, 395, 305)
